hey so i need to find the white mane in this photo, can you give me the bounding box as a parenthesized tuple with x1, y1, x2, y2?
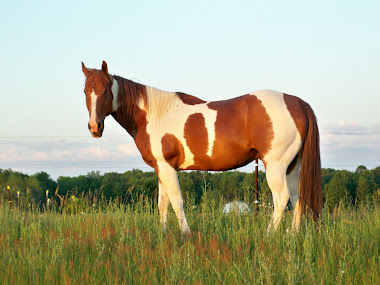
(141, 86, 183, 119)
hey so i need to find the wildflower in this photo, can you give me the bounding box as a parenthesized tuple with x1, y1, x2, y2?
(46, 190, 49, 196)
(17, 191, 20, 198)
(7, 186, 10, 190)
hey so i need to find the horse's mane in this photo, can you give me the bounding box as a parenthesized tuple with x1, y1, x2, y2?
(144, 86, 182, 119)
(114, 75, 183, 119)
(113, 75, 147, 117)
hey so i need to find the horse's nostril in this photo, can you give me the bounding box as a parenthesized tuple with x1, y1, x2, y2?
(97, 122, 102, 129)
(88, 123, 91, 130)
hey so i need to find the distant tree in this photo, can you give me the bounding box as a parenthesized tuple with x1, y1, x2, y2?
(373, 167, 380, 187)
(258, 177, 272, 205)
(355, 165, 367, 174)
(86, 171, 102, 190)
(321, 168, 336, 187)
(324, 172, 350, 210)
(75, 175, 90, 193)
(102, 172, 125, 198)
(25, 176, 44, 204)
(356, 176, 372, 204)
(356, 170, 376, 204)
(141, 176, 158, 200)
(188, 171, 210, 204)
(57, 176, 76, 196)
(340, 170, 357, 203)
(33, 171, 57, 192)
(178, 172, 196, 207)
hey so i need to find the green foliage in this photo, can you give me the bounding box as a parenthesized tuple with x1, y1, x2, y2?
(356, 170, 376, 204)
(1, 166, 379, 211)
(324, 172, 351, 210)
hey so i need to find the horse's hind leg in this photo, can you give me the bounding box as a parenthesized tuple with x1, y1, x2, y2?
(265, 162, 290, 232)
(157, 161, 191, 235)
(286, 155, 302, 232)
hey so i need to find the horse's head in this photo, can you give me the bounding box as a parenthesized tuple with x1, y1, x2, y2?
(82, 61, 114, 138)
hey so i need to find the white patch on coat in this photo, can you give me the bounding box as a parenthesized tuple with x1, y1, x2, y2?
(111, 78, 119, 112)
(143, 87, 217, 168)
(250, 90, 302, 166)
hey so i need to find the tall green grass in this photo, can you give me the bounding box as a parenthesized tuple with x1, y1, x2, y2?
(0, 195, 378, 284)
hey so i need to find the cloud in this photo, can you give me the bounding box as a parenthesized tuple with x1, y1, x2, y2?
(0, 137, 140, 163)
(118, 144, 140, 156)
(320, 121, 380, 168)
(31, 151, 49, 161)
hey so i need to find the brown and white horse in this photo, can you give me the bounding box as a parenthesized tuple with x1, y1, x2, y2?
(82, 61, 322, 234)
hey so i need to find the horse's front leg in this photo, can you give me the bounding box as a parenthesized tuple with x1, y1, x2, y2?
(157, 181, 169, 230)
(156, 161, 191, 235)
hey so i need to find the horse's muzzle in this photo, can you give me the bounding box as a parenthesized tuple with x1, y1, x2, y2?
(88, 121, 104, 138)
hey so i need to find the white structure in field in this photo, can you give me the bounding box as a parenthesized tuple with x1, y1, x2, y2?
(223, 201, 251, 214)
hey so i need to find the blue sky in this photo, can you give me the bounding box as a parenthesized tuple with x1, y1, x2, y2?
(0, 0, 379, 179)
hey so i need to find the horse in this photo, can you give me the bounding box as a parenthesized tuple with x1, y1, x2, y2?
(81, 60, 322, 234)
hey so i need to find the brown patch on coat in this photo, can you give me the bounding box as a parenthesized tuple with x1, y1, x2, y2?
(161, 134, 185, 170)
(283, 94, 308, 142)
(184, 113, 209, 156)
(182, 94, 273, 171)
(133, 109, 158, 172)
(176, 92, 206, 105)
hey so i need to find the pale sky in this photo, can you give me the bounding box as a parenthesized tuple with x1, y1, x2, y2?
(1, 0, 379, 179)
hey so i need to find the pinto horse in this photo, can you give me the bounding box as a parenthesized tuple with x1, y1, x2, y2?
(81, 61, 322, 234)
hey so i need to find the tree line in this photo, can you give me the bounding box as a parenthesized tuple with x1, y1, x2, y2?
(0, 166, 379, 210)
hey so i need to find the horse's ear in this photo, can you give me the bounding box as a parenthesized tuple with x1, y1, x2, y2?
(102, 60, 108, 75)
(82, 62, 90, 77)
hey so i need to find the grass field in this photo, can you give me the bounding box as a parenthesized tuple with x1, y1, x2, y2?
(0, 196, 379, 285)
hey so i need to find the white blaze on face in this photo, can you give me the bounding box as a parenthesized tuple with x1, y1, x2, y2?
(89, 89, 98, 126)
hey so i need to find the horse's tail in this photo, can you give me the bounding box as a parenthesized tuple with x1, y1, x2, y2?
(298, 99, 322, 222)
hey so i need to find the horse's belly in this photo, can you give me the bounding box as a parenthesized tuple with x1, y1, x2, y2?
(180, 145, 258, 171)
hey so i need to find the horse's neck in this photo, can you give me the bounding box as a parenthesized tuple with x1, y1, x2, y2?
(111, 76, 189, 137)
(111, 76, 146, 138)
